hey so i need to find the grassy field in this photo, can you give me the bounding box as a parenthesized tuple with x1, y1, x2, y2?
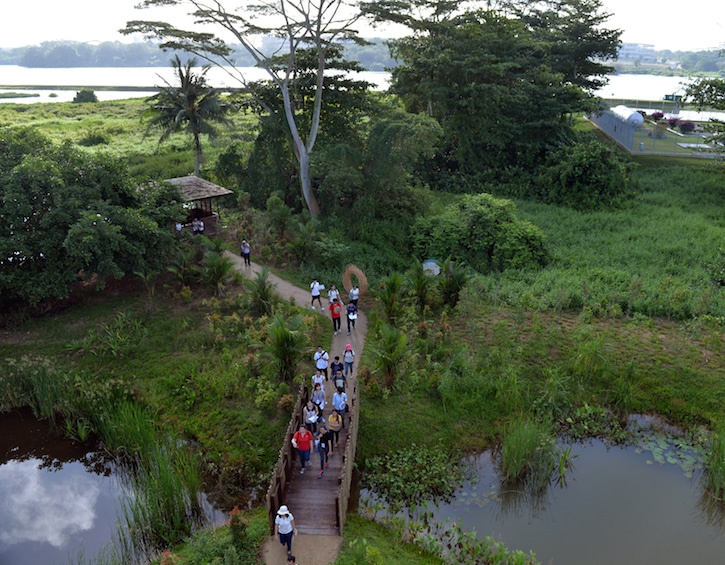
(0, 97, 257, 179)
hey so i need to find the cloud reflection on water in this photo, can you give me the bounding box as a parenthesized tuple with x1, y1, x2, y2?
(0, 459, 100, 548)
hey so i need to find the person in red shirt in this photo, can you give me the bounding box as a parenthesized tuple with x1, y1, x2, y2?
(292, 424, 314, 474)
(329, 298, 343, 336)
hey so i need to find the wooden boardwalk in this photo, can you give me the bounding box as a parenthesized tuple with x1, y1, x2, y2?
(283, 407, 352, 535)
(226, 253, 365, 562)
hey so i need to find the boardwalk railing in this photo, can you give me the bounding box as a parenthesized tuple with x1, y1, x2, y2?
(335, 378, 359, 534)
(265, 384, 309, 535)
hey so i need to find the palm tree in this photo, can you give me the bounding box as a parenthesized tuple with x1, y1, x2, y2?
(266, 315, 307, 382)
(145, 56, 231, 176)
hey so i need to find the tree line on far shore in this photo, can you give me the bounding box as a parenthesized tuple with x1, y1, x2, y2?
(1, 37, 723, 76)
(0, 38, 397, 71)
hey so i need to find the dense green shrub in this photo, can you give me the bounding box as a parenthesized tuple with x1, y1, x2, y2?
(411, 193, 550, 274)
(533, 136, 634, 211)
(77, 129, 110, 146)
(0, 130, 183, 312)
(72, 89, 98, 103)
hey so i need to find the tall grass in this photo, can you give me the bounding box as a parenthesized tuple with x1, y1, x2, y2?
(500, 418, 555, 483)
(94, 400, 159, 459)
(503, 165, 725, 319)
(0, 356, 207, 561)
(118, 441, 205, 556)
(0, 357, 67, 424)
(90, 398, 206, 556)
(706, 420, 725, 501)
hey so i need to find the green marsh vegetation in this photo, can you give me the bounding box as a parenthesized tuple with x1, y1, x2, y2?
(350, 160, 725, 558)
(0, 96, 257, 180)
(0, 233, 328, 560)
(4, 98, 725, 561)
(3, 34, 725, 565)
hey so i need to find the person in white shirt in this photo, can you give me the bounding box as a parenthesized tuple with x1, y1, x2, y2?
(332, 387, 348, 429)
(314, 346, 329, 380)
(274, 505, 297, 554)
(312, 369, 326, 391)
(348, 284, 359, 306)
(310, 279, 323, 310)
(327, 284, 340, 305)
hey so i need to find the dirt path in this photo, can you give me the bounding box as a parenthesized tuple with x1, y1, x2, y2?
(225, 252, 368, 565)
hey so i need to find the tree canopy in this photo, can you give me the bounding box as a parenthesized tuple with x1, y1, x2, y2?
(386, 10, 586, 182)
(0, 128, 182, 312)
(123, 0, 365, 216)
(363, 0, 621, 191)
(685, 77, 725, 149)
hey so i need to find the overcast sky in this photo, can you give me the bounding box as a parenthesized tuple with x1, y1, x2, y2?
(2, 0, 724, 52)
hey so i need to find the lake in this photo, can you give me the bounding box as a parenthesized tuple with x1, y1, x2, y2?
(0, 65, 696, 104)
(0, 65, 391, 103)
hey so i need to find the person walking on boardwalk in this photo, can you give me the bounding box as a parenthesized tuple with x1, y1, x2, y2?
(303, 400, 320, 433)
(329, 298, 342, 335)
(240, 239, 251, 266)
(314, 346, 330, 380)
(310, 278, 323, 310)
(332, 387, 348, 429)
(328, 408, 343, 448)
(292, 424, 313, 474)
(274, 505, 297, 554)
(311, 382, 326, 415)
(316, 424, 333, 478)
(312, 368, 326, 392)
(333, 368, 346, 393)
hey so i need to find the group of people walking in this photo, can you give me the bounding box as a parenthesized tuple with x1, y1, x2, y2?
(279, 308, 358, 560)
(310, 279, 360, 336)
(294, 342, 354, 479)
(271, 277, 362, 562)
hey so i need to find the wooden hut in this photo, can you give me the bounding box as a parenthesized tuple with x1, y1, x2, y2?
(166, 176, 233, 227)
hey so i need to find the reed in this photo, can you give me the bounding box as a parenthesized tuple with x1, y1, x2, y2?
(706, 420, 725, 501)
(92, 399, 206, 558)
(94, 400, 159, 460)
(500, 418, 555, 483)
(0, 356, 75, 425)
(118, 441, 205, 555)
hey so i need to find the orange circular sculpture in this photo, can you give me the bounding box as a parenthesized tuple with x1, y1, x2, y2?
(342, 264, 368, 295)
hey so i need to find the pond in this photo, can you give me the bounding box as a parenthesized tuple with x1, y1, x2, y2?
(0, 408, 122, 564)
(361, 416, 725, 564)
(0, 408, 226, 565)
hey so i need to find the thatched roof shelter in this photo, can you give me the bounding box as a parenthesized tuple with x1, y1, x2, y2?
(166, 176, 233, 221)
(166, 175, 233, 202)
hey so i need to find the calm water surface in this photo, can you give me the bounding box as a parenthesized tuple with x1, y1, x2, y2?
(0, 66, 696, 105)
(0, 408, 122, 565)
(363, 417, 725, 565)
(0, 65, 391, 103)
(433, 424, 725, 564)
